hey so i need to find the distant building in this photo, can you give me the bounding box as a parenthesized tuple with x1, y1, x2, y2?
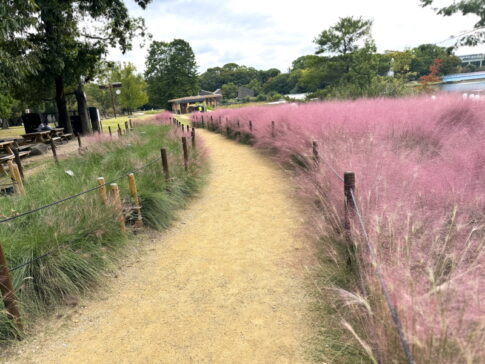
(168, 94, 223, 114)
(237, 86, 255, 99)
(458, 54, 484, 68)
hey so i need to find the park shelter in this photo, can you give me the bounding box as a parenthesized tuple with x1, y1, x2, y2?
(168, 94, 223, 114)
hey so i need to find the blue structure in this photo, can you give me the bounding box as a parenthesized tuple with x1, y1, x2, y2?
(442, 71, 485, 83)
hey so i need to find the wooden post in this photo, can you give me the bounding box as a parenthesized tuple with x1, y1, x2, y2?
(117, 124, 122, 137)
(77, 133, 82, 148)
(182, 124, 185, 133)
(182, 137, 188, 171)
(237, 120, 240, 128)
(191, 127, 195, 148)
(97, 177, 108, 205)
(49, 138, 58, 163)
(7, 161, 20, 194)
(201, 115, 204, 128)
(128, 173, 143, 228)
(108, 126, 113, 138)
(124, 121, 129, 133)
(160, 148, 169, 181)
(271, 120, 275, 137)
(249, 120, 253, 132)
(11, 164, 24, 195)
(110, 183, 126, 232)
(312, 141, 319, 164)
(129, 119, 133, 129)
(12, 148, 24, 180)
(0, 242, 22, 330)
(344, 172, 356, 234)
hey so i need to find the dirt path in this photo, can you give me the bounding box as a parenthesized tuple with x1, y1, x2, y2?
(2, 129, 311, 364)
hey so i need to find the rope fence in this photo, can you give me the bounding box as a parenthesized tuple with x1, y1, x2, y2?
(0, 118, 198, 334)
(193, 114, 416, 364)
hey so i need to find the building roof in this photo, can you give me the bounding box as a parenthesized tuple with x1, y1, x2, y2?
(168, 94, 222, 104)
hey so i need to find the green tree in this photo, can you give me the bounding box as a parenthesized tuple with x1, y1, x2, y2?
(315, 16, 373, 56)
(10, 0, 151, 134)
(263, 73, 294, 94)
(421, 0, 484, 45)
(221, 83, 238, 99)
(199, 67, 224, 91)
(111, 63, 148, 113)
(385, 50, 417, 80)
(145, 39, 199, 108)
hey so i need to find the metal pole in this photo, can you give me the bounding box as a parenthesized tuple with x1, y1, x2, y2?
(110, 84, 117, 118)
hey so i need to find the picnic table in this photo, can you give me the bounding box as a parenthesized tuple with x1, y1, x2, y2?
(21, 131, 52, 144)
(0, 141, 15, 177)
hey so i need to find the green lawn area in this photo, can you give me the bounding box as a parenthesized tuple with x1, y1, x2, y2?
(0, 110, 166, 139)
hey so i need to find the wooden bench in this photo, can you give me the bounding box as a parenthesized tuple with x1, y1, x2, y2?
(62, 133, 73, 141)
(51, 136, 62, 143)
(18, 151, 30, 158)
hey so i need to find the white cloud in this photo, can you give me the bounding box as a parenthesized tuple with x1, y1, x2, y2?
(108, 0, 485, 74)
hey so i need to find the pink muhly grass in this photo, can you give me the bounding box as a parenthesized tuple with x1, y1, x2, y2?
(193, 94, 485, 362)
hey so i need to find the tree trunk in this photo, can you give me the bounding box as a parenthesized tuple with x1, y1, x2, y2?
(75, 81, 92, 135)
(55, 76, 73, 134)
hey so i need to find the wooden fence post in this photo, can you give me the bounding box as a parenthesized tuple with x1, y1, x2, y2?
(128, 173, 143, 228)
(11, 164, 24, 195)
(344, 172, 356, 235)
(108, 126, 113, 138)
(49, 138, 58, 163)
(160, 148, 169, 181)
(182, 124, 185, 133)
(97, 177, 108, 205)
(12, 148, 24, 180)
(124, 121, 129, 133)
(129, 119, 133, 129)
(117, 124, 122, 137)
(110, 183, 126, 232)
(0, 242, 22, 331)
(7, 161, 20, 195)
(182, 137, 188, 171)
(271, 120, 275, 137)
(312, 141, 319, 164)
(191, 127, 195, 148)
(249, 120, 253, 132)
(77, 133, 82, 148)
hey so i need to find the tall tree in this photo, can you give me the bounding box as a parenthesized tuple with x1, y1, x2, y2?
(145, 39, 198, 108)
(314, 16, 373, 74)
(111, 63, 148, 113)
(11, 0, 151, 134)
(315, 16, 373, 56)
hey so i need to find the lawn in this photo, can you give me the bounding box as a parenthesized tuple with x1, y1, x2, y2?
(0, 110, 166, 140)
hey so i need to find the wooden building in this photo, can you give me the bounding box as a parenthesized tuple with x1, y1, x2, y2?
(168, 94, 223, 114)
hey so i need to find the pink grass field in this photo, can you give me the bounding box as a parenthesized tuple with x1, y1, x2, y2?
(192, 95, 484, 362)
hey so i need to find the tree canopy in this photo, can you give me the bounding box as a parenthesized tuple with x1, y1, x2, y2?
(314, 16, 373, 55)
(145, 39, 199, 108)
(421, 0, 485, 45)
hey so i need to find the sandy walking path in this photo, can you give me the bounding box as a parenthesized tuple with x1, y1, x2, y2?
(3, 129, 311, 364)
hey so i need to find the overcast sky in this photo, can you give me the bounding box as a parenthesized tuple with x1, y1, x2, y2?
(108, 0, 485, 74)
